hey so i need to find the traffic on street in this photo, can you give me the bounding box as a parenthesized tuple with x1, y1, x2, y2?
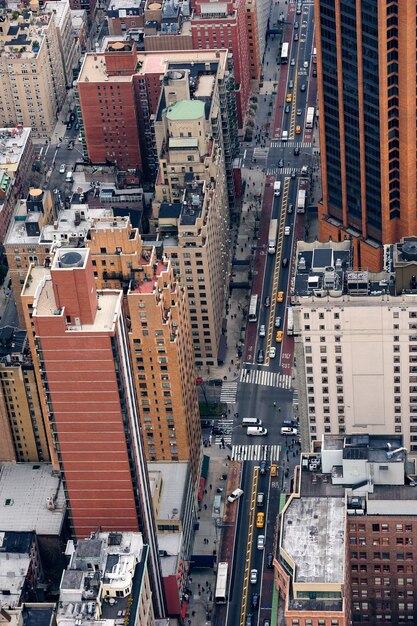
(215, 1, 316, 624)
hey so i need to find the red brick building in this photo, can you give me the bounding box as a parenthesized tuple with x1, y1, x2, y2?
(21, 248, 165, 615)
(190, 0, 250, 127)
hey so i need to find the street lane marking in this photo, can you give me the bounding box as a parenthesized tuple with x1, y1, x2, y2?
(240, 467, 259, 626)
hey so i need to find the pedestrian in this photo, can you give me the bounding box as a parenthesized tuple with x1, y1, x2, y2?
(209, 484, 212, 490)
(198, 583, 201, 588)
(204, 489, 207, 494)
(204, 504, 207, 510)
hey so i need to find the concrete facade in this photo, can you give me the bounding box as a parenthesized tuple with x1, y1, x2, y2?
(46, 0, 81, 87)
(292, 239, 417, 456)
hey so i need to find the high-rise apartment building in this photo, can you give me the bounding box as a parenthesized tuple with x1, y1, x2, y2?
(0, 9, 66, 140)
(0, 327, 50, 463)
(0, 127, 33, 242)
(76, 46, 239, 200)
(315, 1, 417, 270)
(46, 0, 81, 87)
(190, 0, 250, 127)
(152, 69, 230, 367)
(292, 238, 417, 455)
(86, 215, 202, 485)
(21, 247, 165, 616)
(275, 434, 417, 626)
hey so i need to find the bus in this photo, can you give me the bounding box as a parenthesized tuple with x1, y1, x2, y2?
(215, 562, 229, 604)
(248, 295, 259, 322)
(281, 42, 289, 64)
(268, 219, 278, 254)
(305, 107, 315, 129)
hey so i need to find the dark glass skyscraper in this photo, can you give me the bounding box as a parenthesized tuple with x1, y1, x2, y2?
(316, 0, 415, 270)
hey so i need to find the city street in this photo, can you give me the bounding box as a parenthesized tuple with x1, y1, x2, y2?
(216, 1, 317, 625)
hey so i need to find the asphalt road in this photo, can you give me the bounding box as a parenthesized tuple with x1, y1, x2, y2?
(225, 2, 316, 626)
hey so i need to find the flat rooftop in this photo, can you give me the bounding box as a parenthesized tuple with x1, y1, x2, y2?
(0, 128, 31, 173)
(148, 461, 188, 519)
(0, 554, 30, 608)
(0, 463, 65, 536)
(78, 48, 226, 84)
(282, 494, 345, 584)
(6, 204, 113, 246)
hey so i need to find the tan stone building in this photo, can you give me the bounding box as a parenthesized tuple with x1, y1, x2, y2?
(0, 9, 66, 140)
(46, 0, 81, 87)
(152, 69, 230, 367)
(0, 328, 50, 463)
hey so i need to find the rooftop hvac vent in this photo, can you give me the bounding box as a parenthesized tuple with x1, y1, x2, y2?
(58, 251, 84, 268)
(401, 240, 417, 261)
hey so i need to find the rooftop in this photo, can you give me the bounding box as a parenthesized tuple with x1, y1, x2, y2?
(58, 532, 147, 626)
(0, 554, 30, 608)
(0, 327, 27, 361)
(0, 463, 65, 536)
(282, 494, 345, 584)
(6, 203, 113, 246)
(44, 1, 70, 28)
(0, 11, 53, 60)
(165, 99, 205, 121)
(148, 461, 188, 520)
(0, 128, 31, 174)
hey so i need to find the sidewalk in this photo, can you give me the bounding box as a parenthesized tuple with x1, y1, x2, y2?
(185, 445, 233, 626)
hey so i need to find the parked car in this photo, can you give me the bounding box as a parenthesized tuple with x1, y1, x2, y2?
(313, 68, 317, 77)
(227, 488, 244, 503)
(59, 163, 66, 174)
(250, 569, 258, 584)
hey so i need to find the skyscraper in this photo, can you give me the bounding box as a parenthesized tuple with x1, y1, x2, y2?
(21, 248, 165, 616)
(315, 0, 414, 270)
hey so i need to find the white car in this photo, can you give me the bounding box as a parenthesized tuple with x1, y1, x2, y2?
(281, 427, 298, 436)
(59, 163, 66, 174)
(269, 347, 276, 359)
(250, 569, 258, 584)
(259, 325, 266, 337)
(291, 58, 295, 66)
(284, 226, 291, 236)
(228, 488, 244, 503)
(257, 535, 265, 550)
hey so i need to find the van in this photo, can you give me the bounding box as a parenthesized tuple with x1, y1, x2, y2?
(281, 130, 288, 142)
(227, 488, 244, 503)
(66, 171, 73, 183)
(274, 180, 281, 196)
(257, 492, 264, 507)
(242, 417, 262, 427)
(247, 427, 268, 436)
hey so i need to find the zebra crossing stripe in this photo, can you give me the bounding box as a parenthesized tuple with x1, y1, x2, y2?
(230, 444, 281, 462)
(220, 382, 238, 403)
(240, 369, 292, 390)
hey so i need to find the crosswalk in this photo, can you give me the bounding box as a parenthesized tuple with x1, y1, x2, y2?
(240, 368, 292, 389)
(253, 147, 269, 160)
(266, 167, 295, 176)
(270, 141, 312, 149)
(231, 444, 281, 462)
(220, 382, 238, 404)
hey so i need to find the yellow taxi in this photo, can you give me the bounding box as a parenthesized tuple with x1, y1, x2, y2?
(276, 331, 283, 343)
(277, 291, 284, 303)
(295, 125, 301, 134)
(270, 464, 278, 477)
(286, 93, 292, 103)
(256, 512, 265, 528)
